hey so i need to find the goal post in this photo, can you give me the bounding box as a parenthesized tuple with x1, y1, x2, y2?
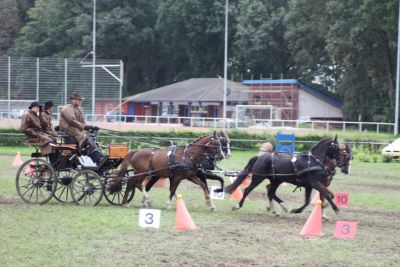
(235, 104, 276, 128)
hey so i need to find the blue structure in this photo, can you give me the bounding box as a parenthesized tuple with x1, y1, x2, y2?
(276, 133, 295, 153)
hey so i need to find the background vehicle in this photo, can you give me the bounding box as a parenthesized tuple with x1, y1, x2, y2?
(11, 109, 26, 119)
(106, 110, 127, 122)
(381, 138, 400, 160)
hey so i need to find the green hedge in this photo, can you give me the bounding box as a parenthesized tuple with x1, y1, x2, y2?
(1, 127, 392, 154)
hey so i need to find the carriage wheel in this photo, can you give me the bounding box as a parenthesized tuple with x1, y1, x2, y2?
(70, 170, 103, 206)
(103, 175, 134, 205)
(53, 170, 76, 203)
(16, 158, 56, 204)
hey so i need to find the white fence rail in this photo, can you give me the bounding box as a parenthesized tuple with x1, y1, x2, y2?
(1, 112, 394, 134)
(84, 113, 394, 134)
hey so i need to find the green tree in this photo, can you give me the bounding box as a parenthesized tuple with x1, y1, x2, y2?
(284, 0, 339, 90)
(156, 0, 228, 84)
(233, 0, 291, 80)
(0, 0, 34, 55)
(326, 0, 398, 121)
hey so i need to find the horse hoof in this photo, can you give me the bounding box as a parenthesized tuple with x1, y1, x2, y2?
(290, 209, 301, 214)
(232, 204, 240, 211)
(274, 213, 280, 217)
(209, 206, 217, 212)
(281, 207, 288, 213)
(266, 207, 271, 212)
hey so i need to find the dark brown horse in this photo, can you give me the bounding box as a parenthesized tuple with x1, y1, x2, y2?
(319, 143, 352, 219)
(118, 132, 225, 210)
(225, 137, 342, 214)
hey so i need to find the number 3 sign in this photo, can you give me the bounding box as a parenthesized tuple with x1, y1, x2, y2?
(334, 221, 357, 239)
(139, 209, 161, 229)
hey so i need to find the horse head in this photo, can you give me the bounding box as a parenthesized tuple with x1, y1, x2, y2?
(190, 132, 225, 161)
(311, 135, 341, 165)
(218, 131, 231, 158)
(337, 143, 352, 174)
(327, 135, 342, 166)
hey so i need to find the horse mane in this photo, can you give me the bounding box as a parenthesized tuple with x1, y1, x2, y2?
(188, 135, 210, 147)
(310, 137, 334, 152)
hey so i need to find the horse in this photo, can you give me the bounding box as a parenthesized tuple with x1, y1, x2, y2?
(317, 143, 352, 218)
(225, 136, 342, 214)
(143, 131, 231, 194)
(263, 143, 352, 217)
(118, 132, 225, 210)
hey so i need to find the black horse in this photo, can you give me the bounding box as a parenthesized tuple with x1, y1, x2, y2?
(225, 136, 342, 214)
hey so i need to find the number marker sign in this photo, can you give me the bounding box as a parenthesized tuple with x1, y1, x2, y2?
(335, 192, 349, 206)
(139, 209, 161, 229)
(210, 186, 224, 200)
(334, 221, 357, 239)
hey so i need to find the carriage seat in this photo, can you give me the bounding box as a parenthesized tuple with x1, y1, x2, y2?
(24, 141, 43, 146)
(56, 131, 76, 145)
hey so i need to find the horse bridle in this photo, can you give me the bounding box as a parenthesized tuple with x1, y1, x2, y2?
(336, 147, 352, 168)
(327, 142, 342, 167)
(204, 136, 225, 160)
(217, 134, 231, 158)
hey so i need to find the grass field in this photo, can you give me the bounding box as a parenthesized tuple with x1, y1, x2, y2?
(0, 148, 399, 266)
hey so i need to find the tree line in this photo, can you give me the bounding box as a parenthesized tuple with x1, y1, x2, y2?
(0, 0, 398, 122)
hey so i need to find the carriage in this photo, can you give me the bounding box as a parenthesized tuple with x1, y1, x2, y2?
(15, 129, 134, 206)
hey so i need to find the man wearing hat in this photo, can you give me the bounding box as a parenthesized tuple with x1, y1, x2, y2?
(59, 92, 89, 145)
(20, 101, 54, 155)
(59, 91, 105, 165)
(40, 100, 56, 136)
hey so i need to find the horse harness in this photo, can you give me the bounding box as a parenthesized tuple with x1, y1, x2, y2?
(270, 152, 329, 182)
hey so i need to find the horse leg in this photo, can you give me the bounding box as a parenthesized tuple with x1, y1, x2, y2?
(195, 171, 210, 195)
(265, 183, 278, 214)
(167, 178, 181, 210)
(141, 177, 152, 207)
(122, 180, 134, 205)
(266, 181, 288, 215)
(313, 181, 340, 214)
(201, 171, 224, 193)
(188, 176, 215, 211)
(145, 175, 160, 192)
(290, 186, 312, 214)
(233, 175, 263, 211)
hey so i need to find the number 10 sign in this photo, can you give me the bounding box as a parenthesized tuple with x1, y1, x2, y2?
(139, 209, 161, 229)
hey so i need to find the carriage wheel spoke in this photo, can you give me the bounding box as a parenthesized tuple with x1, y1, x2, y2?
(35, 186, 39, 202)
(26, 185, 35, 201)
(65, 187, 70, 202)
(21, 184, 34, 195)
(38, 187, 46, 201)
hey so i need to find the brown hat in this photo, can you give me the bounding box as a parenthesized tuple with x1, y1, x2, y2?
(28, 101, 41, 109)
(69, 91, 85, 100)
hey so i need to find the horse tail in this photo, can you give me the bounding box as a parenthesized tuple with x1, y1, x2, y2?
(225, 156, 258, 194)
(118, 150, 137, 176)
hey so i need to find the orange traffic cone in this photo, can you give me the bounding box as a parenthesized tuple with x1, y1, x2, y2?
(25, 165, 34, 175)
(175, 194, 196, 230)
(241, 178, 249, 186)
(300, 200, 323, 237)
(311, 191, 320, 205)
(12, 152, 23, 167)
(230, 187, 243, 200)
(155, 178, 166, 188)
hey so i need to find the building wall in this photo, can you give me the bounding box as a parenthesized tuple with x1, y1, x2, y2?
(95, 100, 120, 115)
(249, 84, 299, 120)
(298, 90, 343, 119)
